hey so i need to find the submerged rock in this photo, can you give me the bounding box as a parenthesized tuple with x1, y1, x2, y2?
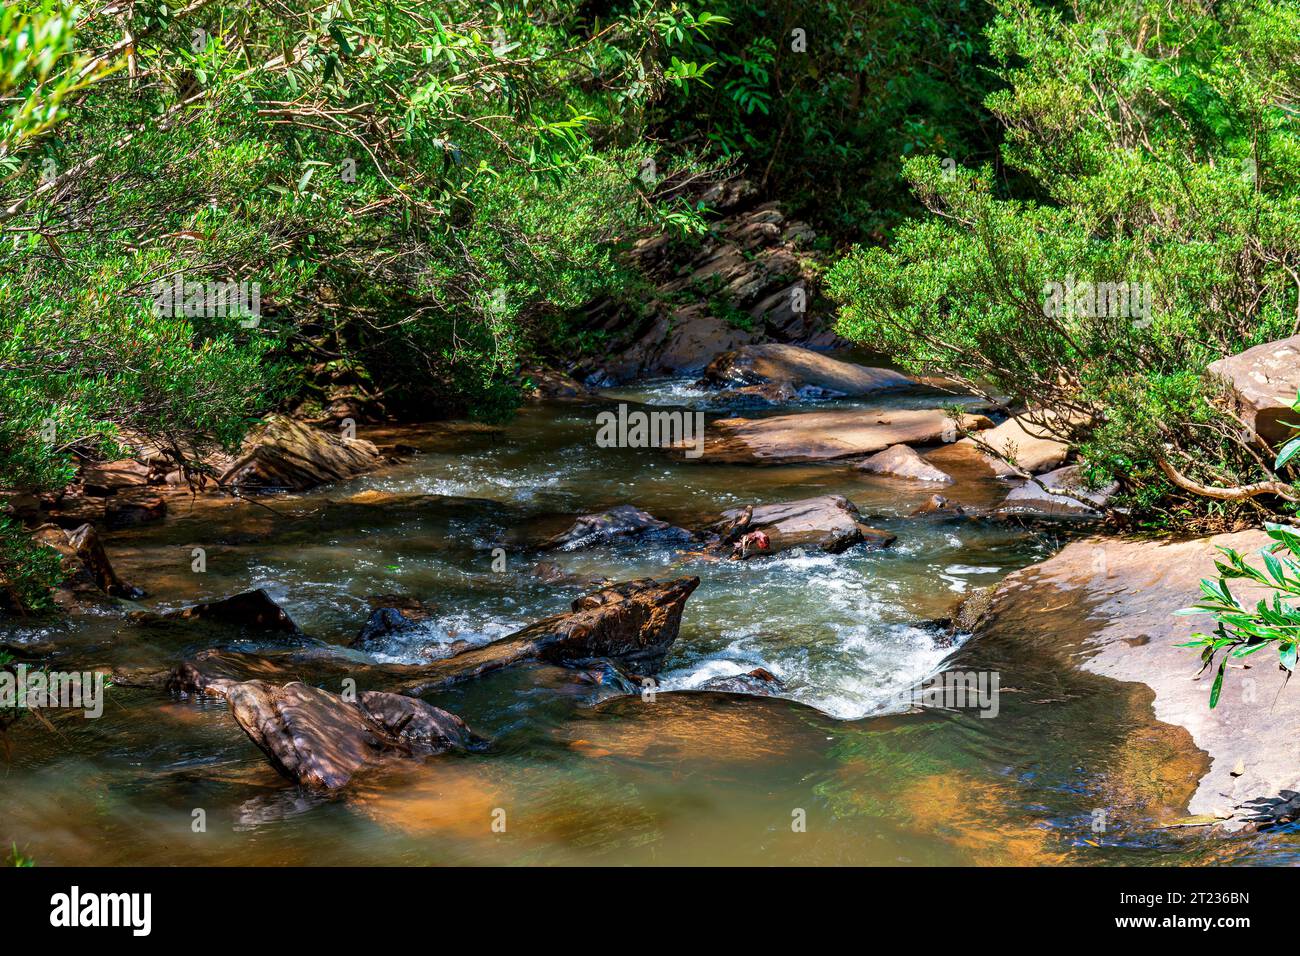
(400, 577, 700, 694)
(542, 504, 692, 550)
(164, 588, 302, 634)
(908, 494, 967, 518)
(220, 414, 383, 491)
(209, 678, 484, 789)
(700, 343, 913, 397)
(697, 667, 785, 697)
(856, 444, 954, 484)
(687, 408, 993, 464)
(352, 607, 427, 650)
(716, 495, 895, 555)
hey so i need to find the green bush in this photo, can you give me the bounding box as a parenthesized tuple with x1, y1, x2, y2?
(827, 0, 1300, 528)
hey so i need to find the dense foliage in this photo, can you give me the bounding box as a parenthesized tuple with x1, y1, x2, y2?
(657, 0, 1003, 235)
(0, 0, 728, 604)
(828, 0, 1300, 529)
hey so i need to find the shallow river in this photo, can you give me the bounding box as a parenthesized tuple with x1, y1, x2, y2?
(2, 380, 1298, 865)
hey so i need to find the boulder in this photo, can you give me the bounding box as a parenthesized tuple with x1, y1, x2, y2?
(30, 522, 143, 604)
(400, 577, 700, 695)
(220, 414, 383, 491)
(522, 366, 588, 399)
(697, 667, 785, 697)
(953, 410, 1072, 476)
(164, 588, 302, 634)
(216, 679, 484, 789)
(65, 523, 144, 599)
(997, 464, 1117, 517)
(80, 459, 150, 496)
(716, 495, 895, 554)
(976, 530, 1300, 829)
(687, 408, 993, 464)
(351, 606, 428, 650)
(1207, 334, 1300, 447)
(700, 344, 913, 397)
(856, 444, 954, 484)
(542, 505, 691, 550)
(600, 304, 764, 381)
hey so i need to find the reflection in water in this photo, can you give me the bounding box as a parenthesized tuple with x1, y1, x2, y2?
(3, 387, 1298, 864)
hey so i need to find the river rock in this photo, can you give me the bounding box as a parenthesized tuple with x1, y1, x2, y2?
(716, 495, 895, 554)
(104, 491, 167, 528)
(700, 343, 913, 397)
(997, 465, 1117, 517)
(219, 414, 383, 491)
(908, 494, 967, 517)
(856, 444, 953, 483)
(976, 530, 1300, 829)
(688, 408, 993, 464)
(953, 410, 1072, 476)
(30, 522, 143, 605)
(80, 459, 150, 496)
(221, 679, 484, 789)
(575, 192, 841, 384)
(352, 607, 428, 650)
(164, 588, 302, 634)
(399, 577, 700, 694)
(65, 523, 144, 599)
(542, 505, 691, 550)
(697, 667, 785, 697)
(1207, 334, 1300, 447)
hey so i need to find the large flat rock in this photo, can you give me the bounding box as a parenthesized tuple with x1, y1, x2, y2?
(978, 530, 1300, 828)
(689, 408, 993, 464)
(700, 343, 913, 396)
(1208, 334, 1300, 447)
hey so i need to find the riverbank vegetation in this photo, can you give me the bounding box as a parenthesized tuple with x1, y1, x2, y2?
(828, 0, 1300, 532)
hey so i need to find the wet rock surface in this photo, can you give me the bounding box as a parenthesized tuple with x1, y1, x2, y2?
(699, 343, 912, 397)
(400, 577, 700, 693)
(163, 588, 303, 634)
(716, 495, 895, 554)
(220, 414, 384, 491)
(976, 530, 1300, 829)
(856, 444, 953, 483)
(203, 678, 484, 789)
(541, 504, 693, 550)
(696, 667, 785, 697)
(691, 408, 992, 464)
(996, 464, 1116, 518)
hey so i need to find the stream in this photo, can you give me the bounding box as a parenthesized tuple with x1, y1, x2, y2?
(3, 376, 1299, 865)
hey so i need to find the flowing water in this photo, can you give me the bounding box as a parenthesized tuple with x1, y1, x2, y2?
(3, 380, 1299, 865)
